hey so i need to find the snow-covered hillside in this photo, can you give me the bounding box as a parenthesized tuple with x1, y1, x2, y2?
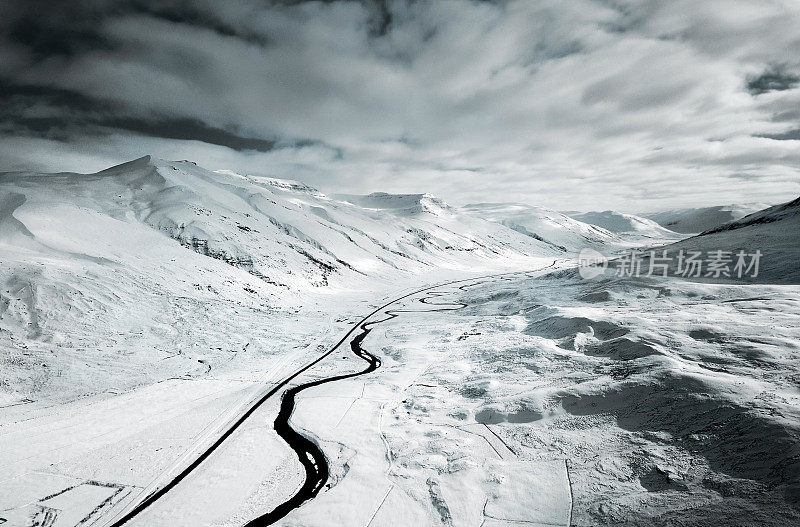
(0, 156, 560, 291)
(1, 158, 797, 527)
(653, 197, 800, 284)
(460, 203, 673, 253)
(569, 210, 682, 240)
(0, 156, 562, 401)
(644, 203, 773, 234)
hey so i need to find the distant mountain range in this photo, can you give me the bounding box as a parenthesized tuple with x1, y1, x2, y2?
(652, 197, 800, 283)
(569, 210, 680, 239)
(0, 156, 693, 371)
(642, 204, 773, 234)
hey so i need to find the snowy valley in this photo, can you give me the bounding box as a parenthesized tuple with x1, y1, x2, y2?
(0, 158, 798, 527)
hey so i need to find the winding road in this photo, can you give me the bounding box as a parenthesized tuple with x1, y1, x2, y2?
(104, 262, 558, 527)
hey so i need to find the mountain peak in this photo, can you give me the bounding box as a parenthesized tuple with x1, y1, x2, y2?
(97, 155, 156, 174)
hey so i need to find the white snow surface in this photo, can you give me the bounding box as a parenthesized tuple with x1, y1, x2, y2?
(0, 158, 797, 527)
(569, 209, 681, 240)
(0, 156, 577, 401)
(461, 202, 655, 253)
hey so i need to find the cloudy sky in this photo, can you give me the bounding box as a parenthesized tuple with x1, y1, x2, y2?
(1, 0, 799, 212)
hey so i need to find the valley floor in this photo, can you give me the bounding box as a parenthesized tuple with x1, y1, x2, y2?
(279, 270, 800, 527)
(2, 265, 799, 527)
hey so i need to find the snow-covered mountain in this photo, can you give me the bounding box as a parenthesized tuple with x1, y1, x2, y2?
(0, 156, 560, 291)
(643, 197, 800, 284)
(460, 203, 627, 253)
(569, 210, 681, 240)
(461, 203, 684, 254)
(0, 156, 566, 401)
(644, 203, 773, 234)
(2, 157, 797, 527)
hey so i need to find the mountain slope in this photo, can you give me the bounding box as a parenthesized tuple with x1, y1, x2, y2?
(460, 203, 622, 253)
(0, 156, 563, 399)
(644, 203, 773, 234)
(1, 156, 560, 291)
(650, 197, 800, 284)
(569, 210, 681, 240)
(463, 203, 684, 253)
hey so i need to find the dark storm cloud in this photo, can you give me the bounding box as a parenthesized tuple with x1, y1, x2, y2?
(0, 0, 268, 60)
(0, 80, 116, 114)
(755, 129, 800, 141)
(746, 65, 800, 95)
(270, 0, 394, 36)
(102, 117, 278, 151)
(0, 79, 278, 151)
(8, 15, 115, 59)
(126, 1, 270, 45)
(1, 0, 799, 211)
(1, 1, 120, 61)
(5, 115, 279, 152)
(0, 0, 286, 151)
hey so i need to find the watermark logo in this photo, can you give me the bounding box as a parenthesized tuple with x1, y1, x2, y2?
(577, 248, 608, 279)
(576, 248, 762, 280)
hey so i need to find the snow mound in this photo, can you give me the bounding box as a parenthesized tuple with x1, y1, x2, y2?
(450, 272, 800, 525)
(246, 175, 326, 197)
(703, 197, 800, 234)
(2, 156, 563, 291)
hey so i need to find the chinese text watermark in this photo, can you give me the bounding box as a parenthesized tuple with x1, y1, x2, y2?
(577, 249, 762, 280)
